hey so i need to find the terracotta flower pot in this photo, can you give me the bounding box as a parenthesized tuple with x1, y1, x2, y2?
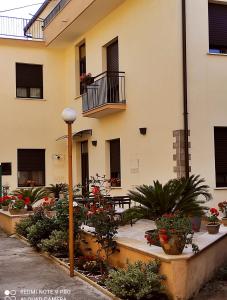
(158, 231, 186, 255)
(2, 205, 9, 211)
(9, 208, 27, 215)
(206, 223, 220, 234)
(222, 217, 227, 227)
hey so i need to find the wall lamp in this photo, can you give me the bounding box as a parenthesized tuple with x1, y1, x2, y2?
(92, 140, 97, 146)
(139, 128, 147, 135)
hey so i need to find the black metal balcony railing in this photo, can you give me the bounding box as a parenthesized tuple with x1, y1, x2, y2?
(43, 0, 71, 28)
(0, 16, 43, 40)
(82, 71, 126, 113)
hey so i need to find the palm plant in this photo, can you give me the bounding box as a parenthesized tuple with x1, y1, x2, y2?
(12, 187, 47, 204)
(127, 175, 211, 220)
(45, 183, 68, 199)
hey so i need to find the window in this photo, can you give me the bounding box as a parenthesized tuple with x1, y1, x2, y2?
(17, 149, 45, 187)
(209, 3, 227, 54)
(16, 63, 43, 99)
(109, 139, 121, 187)
(1, 163, 12, 175)
(214, 127, 227, 187)
(79, 43, 86, 94)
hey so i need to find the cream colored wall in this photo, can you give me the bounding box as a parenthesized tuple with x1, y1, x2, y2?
(187, 0, 227, 205)
(0, 39, 67, 190)
(61, 0, 184, 195)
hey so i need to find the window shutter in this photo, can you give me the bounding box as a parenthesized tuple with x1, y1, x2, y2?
(110, 139, 121, 175)
(18, 149, 45, 172)
(214, 127, 227, 187)
(16, 63, 43, 88)
(209, 3, 227, 48)
(107, 40, 119, 72)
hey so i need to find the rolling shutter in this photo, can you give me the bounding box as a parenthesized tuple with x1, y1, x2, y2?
(107, 40, 119, 72)
(214, 127, 227, 187)
(18, 149, 45, 172)
(209, 3, 227, 48)
(16, 63, 43, 88)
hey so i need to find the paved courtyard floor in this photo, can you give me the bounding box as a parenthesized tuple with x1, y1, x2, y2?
(0, 230, 109, 300)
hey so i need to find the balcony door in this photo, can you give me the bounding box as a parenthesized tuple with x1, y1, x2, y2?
(81, 141, 89, 195)
(107, 39, 119, 103)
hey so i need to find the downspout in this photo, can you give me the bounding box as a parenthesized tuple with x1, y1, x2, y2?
(182, 0, 190, 179)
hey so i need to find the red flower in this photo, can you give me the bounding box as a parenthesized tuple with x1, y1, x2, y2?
(24, 197, 31, 205)
(44, 197, 49, 202)
(17, 194, 23, 200)
(92, 186, 100, 195)
(159, 234, 168, 243)
(210, 207, 219, 216)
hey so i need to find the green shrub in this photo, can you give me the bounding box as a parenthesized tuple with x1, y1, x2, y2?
(27, 218, 57, 248)
(128, 175, 211, 220)
(15, 217, 34, 237)
(15, 207, 46, 237)
(55, 199, 87, 237)
(39, 230, 68, 256)
(105, 260, 167, 300)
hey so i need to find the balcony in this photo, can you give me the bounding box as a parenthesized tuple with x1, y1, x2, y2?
(43, 0, 71, 28)
(82, 71, 126, 118)
(42, 0, 126, 46)
(0, 16, 43, 40)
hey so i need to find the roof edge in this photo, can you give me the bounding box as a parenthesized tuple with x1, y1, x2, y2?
(24, 0, 51, 34)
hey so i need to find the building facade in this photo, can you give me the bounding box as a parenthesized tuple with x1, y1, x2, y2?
(1, 0, 227, 205)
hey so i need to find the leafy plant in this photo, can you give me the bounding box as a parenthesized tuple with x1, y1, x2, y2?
(105, 260, 167, 300)
(15, 217, 35, 237)
(55, 198, 87, 238)
(218, 201, 227, 217)
(27, 217, 57, 248)
(207, 208, 220, 224)
(45, 183, 68, 199)
(0, 195, 13, 207)
(39, 230, 68, 256)
(12, 187, 47, 204)
(156, 213, 199, 253)
(127, 175, 211, 220)
(88, 209, 119, 266)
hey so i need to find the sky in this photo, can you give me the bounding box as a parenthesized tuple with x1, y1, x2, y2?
(0, 0, 45, 19)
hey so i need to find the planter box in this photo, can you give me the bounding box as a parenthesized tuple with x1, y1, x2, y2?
(80, 224, 227, 300)
(0, 209, 31, 235)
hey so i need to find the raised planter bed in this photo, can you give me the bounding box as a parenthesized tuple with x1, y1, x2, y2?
(0, 209, 31, 235)
(80, 220, 227, 300)
(9, 218, 227, 300)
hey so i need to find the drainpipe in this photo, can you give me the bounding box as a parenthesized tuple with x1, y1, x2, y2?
(182, 0, 190, 179)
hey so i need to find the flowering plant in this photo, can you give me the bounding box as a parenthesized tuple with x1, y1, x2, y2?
(80, 73, 93, 84)
(42, 197, 56, 211)
(155, 213, 199, 253)
(11, 195, 30, 210)
(218, 201, 227, 218)
(108, 177, 121, 187)
(0, 195, 13, 206)
(207, 208, 219, 224)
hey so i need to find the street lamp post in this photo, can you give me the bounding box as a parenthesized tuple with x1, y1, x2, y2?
(62, 108, 77, 277)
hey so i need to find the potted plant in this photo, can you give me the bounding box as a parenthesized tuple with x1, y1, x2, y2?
(9, 196, 27, 215)
(0, 195, 13, 211)
(206, 208, 220, 234)
(42, 197, 56, 218)
(218, 201, 227, 226)
(155, 213, 199, 255)
(80, 73, 94, 93)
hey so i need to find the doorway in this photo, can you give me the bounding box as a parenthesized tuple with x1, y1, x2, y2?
(81, 141, 89, 195)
